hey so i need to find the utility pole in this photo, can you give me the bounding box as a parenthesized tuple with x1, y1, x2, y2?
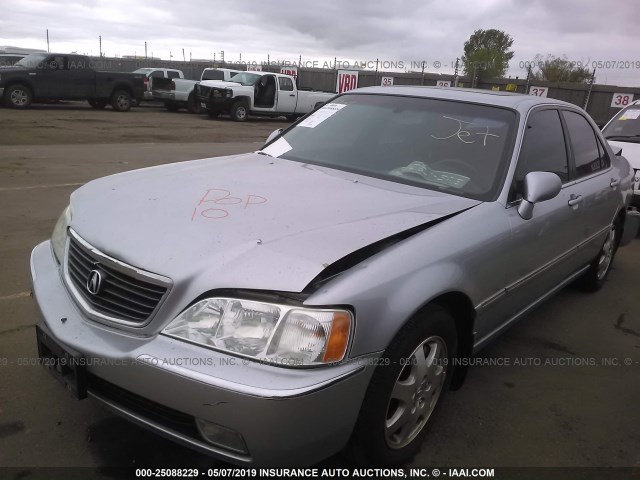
(46, 29, 50, 52)
(453, 58, 459, 87)
(144, 41, 147, 60)
(525, 64, 532, 94)
(182, 48, 185, 62)
(421, 61, 425, 86)
(99, 35, 102, 57)
(584, 69, 596, 110)
(375, 58, 379, 86)
(472, 63, 478, 88)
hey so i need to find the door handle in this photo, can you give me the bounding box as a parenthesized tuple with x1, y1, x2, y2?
(289, 94, 295, 97)
(568, 195, 583, 207)
(610, 178, 620, 188)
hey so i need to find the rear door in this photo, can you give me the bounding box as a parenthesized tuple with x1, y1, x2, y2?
(276, 76, 297, 113)
(561, 109, 619, 264)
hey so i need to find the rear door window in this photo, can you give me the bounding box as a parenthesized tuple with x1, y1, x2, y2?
(562, 111, 609, 178)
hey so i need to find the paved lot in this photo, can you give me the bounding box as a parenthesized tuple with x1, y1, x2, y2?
(0, 105, 638, 472)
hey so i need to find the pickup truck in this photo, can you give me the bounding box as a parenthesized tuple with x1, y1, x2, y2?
(195, 71, 335, 121)
(152, 68, 241, 114)
(132, 67, 184, 102)
(0, 53, 145, 111)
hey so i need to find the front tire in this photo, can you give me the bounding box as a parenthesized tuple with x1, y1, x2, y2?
(187, 93, 201, 114)
(5, 84, 32, 109)
(348, 305, 457, 466)
(579, 218, 621, 292)
(110, 90, 132, 112)
(88, 99, 107, 109)
(230, 101, 248, 122)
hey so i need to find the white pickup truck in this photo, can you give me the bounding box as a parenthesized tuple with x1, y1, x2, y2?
(195, 71, 335, 121)
(152, 68, 241, 113)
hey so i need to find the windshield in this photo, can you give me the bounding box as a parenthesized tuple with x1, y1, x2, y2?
(15, 53, 49, 68)
(263, 94, 517, 201)
(228, 72, 261, 86)
(603, 105, 640, 142)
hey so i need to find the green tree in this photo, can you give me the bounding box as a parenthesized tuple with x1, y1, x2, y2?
(462, 29, 514, 80)
(530, 54, 592, 83)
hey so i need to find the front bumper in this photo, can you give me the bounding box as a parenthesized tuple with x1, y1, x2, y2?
(30, 240, 373, 466)
(196, 94, 233, 112)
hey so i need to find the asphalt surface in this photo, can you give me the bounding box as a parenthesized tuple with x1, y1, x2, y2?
(0, 107, 639, 473)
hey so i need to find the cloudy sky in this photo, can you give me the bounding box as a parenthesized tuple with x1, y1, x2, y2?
(1, 0, 639, 86)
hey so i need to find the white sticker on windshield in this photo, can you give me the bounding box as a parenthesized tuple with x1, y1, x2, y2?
(260, 137, 292, 157)
(620, 109, 640, 120)
(297, 103, 347, 128)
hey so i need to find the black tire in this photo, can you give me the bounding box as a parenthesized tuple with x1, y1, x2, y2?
(348, 305, 457, 466)
(578, 217, 621, 292)
(88, 99, 107, 109)
(4, 84, 32, 109)
(187, 93, 201, 114)
(164, 101, 179, 112)
(230, 100, 249, 122)
(207, 110, 220, 119)
(110, 89, 132, 112)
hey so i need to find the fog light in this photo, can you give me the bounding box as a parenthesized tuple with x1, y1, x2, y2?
(196, 418, 248, 454)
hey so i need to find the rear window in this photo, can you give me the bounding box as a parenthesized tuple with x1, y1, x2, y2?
(603, 104, 640, 143)
(202, 70, 224, 81)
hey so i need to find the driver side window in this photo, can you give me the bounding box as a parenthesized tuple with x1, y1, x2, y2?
(512, 109, 569, 199)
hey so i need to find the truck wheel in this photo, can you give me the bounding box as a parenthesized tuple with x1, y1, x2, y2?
(88, 99, 107, 109)
(5, 84, 32, 109)
(111, 90, 132, 112)
(347, 305, 457, 466)
(187, 93, 201, 114)
(164, 101, 179, 112)
(230, 101, 249, 122)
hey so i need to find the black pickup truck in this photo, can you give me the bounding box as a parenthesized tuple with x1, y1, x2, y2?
(0, 53, 145, 112)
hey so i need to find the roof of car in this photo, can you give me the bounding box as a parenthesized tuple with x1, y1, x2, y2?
(352, 85, 578, 111)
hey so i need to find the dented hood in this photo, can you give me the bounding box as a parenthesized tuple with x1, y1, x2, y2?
(70, 153, 479, 293)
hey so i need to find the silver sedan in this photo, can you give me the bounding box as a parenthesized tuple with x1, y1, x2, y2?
(31, 86, 638, 466)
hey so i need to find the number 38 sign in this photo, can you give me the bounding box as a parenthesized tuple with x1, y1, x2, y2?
(611, 93, 634, 108)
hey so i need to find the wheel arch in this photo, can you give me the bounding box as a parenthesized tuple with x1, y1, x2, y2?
(3, 80, 35, 96)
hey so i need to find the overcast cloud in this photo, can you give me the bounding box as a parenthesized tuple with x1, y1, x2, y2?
(1, 0, 639, 86)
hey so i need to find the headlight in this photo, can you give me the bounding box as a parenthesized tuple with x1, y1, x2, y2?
(51, 205, 71, 264)
(162, 298, 352, 366)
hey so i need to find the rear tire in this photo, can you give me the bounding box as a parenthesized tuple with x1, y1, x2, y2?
(110, 90, 132, 112)
(230, 101, 249, 122)
(348, 305, 457, 466)
(4, 84, 32, 109)
(578, 218, 621, 292)
(187, 93, 201, 114)
(164, 101, 179, 112)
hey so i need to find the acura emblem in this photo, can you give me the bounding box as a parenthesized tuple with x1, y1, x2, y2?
(86, 270, 103, 295)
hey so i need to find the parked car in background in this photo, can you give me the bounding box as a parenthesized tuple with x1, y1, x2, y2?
(152, 68, 242, 113)
(603, 99, 640, 208)
(31, 87, 637, 467)
(0, 53, 27, 67)
(1, 53, 145, 111)
(196, 71, 334, 121)
(131, 67, 184, 102)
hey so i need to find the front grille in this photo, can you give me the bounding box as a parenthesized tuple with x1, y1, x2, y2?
(65, 230, 170, 326)
(87, 374, 198, 438)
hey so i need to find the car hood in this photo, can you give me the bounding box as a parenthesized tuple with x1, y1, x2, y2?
(70, 153, 480, 293)
(608, 140, 640, 170)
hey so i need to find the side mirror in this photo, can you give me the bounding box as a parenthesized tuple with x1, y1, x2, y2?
(265, 128, 283, 145)
(517, 171, 562, 220)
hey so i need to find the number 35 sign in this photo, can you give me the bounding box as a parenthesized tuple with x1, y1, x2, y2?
(611, 93, 634, 108)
